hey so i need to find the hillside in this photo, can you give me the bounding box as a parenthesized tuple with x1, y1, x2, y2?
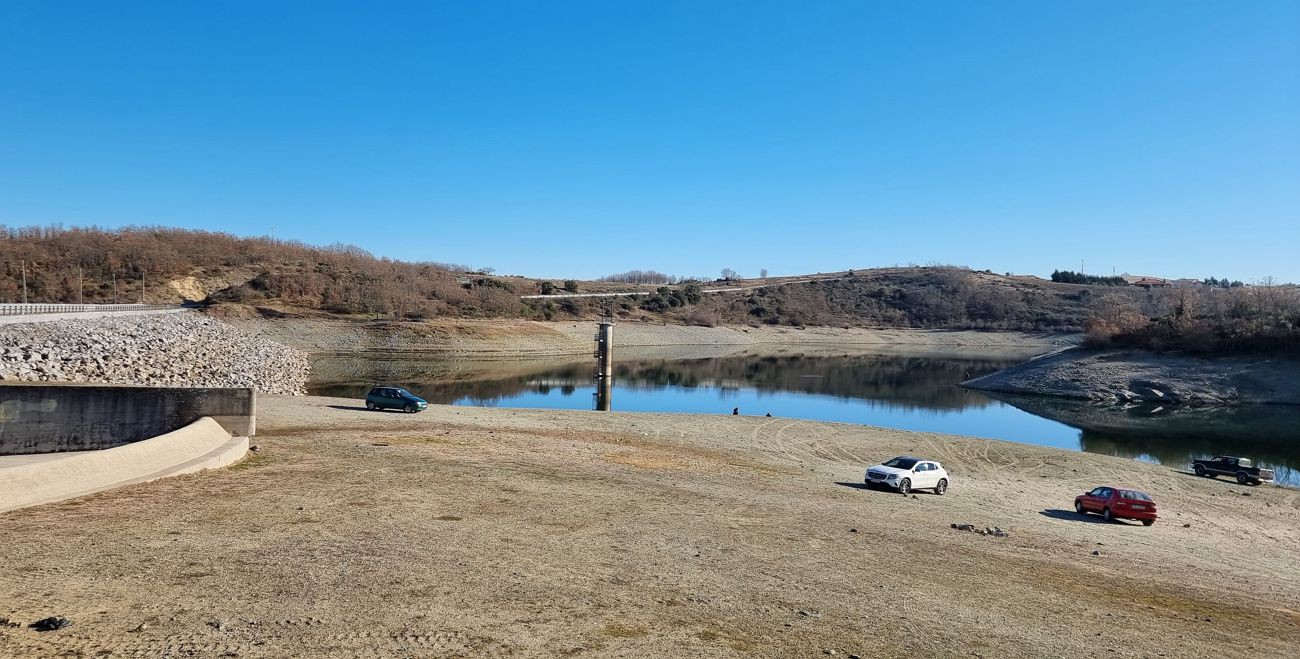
(0, 225, 530, 316)
(2, 226, 1136, 332)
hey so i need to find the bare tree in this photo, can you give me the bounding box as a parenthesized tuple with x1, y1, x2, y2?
(760, 268, 768, 279)
(720, 268, 739, 281)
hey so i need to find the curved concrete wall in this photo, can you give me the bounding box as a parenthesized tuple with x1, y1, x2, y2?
(0, 417, 247, 513)
(0, 384, 254, 455)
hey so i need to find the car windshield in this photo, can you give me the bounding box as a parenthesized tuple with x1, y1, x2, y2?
(1119, 490, 1153, 501)
(1238, 458, 1252, 468)
(882, 457, 918, 469)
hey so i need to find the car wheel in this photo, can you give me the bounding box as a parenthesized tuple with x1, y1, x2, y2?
(934, 479, 947, 495)
(404, 404, 415, 413)
(1102, 507, 1113, 522)
(1193, 464, 1206, 477)
(365, 401, 375, 410)
(1141, 519, 1154, 527)
(1074, 501, 1086, 515)
(1236, 471, 1249, 485)
(897, 478, 911, 495)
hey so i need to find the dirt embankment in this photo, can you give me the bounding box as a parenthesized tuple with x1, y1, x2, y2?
(214, 310, 1076, 360)
(0, 397, 1296, 657)
(963, 348, 1300, 406)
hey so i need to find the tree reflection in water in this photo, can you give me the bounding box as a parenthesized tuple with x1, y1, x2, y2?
(985, 392, 1300, 486)
(310, 353, 1020, 411)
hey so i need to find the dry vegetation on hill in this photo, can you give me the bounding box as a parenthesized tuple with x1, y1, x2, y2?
(5, 227, 1295, 352)
(1085, 282, 1300, 354)
(0, 226, 522, 318)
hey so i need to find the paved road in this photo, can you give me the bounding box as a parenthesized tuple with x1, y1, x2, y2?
(519, 275, 845, 300)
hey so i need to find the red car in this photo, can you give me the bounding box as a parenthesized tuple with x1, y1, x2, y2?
(1074, 486, 1158, 526)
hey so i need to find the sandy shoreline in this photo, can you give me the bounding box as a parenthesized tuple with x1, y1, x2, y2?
(1, 396, 1296, 657)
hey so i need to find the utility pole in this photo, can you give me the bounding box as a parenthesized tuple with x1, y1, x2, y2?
(141, 270, 146, 304)
(21, 261, 28, 304)
(78, 266, 84, 304)
(112, 273, 118, 304)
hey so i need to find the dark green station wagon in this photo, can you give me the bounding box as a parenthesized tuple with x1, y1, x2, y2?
(365, 387, 428, 413)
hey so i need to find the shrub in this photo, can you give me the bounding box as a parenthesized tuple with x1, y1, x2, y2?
(686, 309, 722, 327)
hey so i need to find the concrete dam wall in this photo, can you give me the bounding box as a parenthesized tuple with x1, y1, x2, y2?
(0, 384, 255, 455)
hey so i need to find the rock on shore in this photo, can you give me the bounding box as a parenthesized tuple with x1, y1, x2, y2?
(962, 348, 1300, 406)
(0, 312, 309, 394)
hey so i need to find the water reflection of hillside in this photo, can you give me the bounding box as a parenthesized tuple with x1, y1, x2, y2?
(612, 354, 1015, 411)
(310, 353, 1018, 411)
(986, 392, 1300, 485)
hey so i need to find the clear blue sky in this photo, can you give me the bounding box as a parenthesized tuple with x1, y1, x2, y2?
(2, 1, 1297, 281)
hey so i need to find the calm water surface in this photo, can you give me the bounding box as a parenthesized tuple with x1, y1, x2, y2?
(311, 352, 1300, 486)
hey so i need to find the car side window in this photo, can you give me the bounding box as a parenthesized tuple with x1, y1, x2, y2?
(1088, 487, 1103, 496)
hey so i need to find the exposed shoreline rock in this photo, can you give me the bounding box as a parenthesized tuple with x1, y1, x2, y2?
(962, 348, 1300, 407)
(0, 312, 309, 395)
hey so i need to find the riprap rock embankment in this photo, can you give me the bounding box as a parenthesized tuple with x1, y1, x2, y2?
(0, 312, 309, 394)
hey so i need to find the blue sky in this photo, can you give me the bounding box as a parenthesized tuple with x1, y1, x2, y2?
(2, 1, 1297, 281)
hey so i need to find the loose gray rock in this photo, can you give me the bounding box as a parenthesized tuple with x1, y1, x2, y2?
(0, 312, 309, 394)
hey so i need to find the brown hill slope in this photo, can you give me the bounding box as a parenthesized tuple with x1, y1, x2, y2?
(1, 225, 1132, 330)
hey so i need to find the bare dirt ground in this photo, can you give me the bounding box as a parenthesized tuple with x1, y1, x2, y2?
(2, 397, 1298, 658)
(219, 313, 1075, 360)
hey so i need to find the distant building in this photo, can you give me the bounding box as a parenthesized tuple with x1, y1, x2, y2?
(1119, 273, 1171, 288)
(1170, 278, 1205, 290)
(1129, 277, 1170, 289)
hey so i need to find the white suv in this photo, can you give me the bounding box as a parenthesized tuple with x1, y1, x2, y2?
(865, 456, 949, 495)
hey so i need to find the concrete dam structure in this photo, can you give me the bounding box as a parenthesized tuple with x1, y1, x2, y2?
(0, 384, 253, 513)
(0, 384, 254, 455)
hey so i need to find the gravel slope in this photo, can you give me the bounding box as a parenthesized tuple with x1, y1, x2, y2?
(0, 311, 309, 394)
(0, 397, 1296, 657)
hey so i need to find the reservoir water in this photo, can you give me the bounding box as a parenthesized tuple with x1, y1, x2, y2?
(309, 351, 1300, 487)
